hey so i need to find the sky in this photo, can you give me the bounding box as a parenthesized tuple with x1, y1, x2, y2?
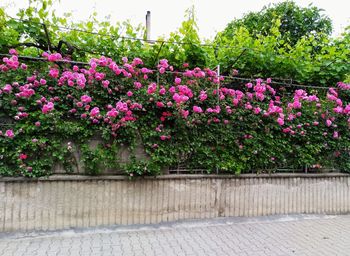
(2, 0, 350, 40)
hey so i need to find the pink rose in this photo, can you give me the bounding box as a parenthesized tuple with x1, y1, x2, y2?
(90, 107, 100, 117)
(277, 117, 284, 126)
(333, 131, 339, 139)
(42, 102, 54, 114)
(159, 88, 166, 95)
(9, 49, 18, 55)
(193, 106, 203, 113)
(107, 109, 118, 118)
(253, 107, 261, 114)
(5, 130, 14, 138)
(3, 84, 12, 93)
(40, 79, 47, 85)
(19, 153, 27, 160)
(81, 95, 92, 104)
(156, 102, 164, 108)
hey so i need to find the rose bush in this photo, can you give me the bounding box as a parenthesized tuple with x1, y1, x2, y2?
(0, 49, 349, 177)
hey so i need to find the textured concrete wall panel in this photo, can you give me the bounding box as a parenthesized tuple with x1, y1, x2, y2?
(0, 174, 349, 232)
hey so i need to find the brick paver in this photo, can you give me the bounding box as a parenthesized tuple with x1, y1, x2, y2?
(1, 215, 350, 255)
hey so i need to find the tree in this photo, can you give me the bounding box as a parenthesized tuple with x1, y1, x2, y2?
(221, 1, 332, 45)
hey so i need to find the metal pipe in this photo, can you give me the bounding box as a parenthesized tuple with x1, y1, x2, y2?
(146, 11, 151, 42)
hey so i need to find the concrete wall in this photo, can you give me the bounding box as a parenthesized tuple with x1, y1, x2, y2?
(0, 173, 349, 232)
(53, 138, 149, 175)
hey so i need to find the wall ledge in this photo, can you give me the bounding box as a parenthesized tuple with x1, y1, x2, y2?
(0, 172, 349, 182)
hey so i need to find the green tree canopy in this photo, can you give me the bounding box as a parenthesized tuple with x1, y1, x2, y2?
(221, 1, 332, 45)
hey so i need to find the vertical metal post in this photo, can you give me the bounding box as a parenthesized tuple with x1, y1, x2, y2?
(146, 11, 151, 42)
(217, 65, 220, 103)
(216, 64, 220, 174)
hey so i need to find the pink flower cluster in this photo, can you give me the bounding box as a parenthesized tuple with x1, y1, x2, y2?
(42, 102, 54, 114)
(42, 52, 62, 62)
(1, 49, 350, 146)
(1, 54, 20, 71)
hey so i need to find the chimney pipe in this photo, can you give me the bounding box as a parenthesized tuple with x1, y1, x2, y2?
(146, 11, 151, 42)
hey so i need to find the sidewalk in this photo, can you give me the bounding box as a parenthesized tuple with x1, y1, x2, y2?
(1, 214, 349, 256)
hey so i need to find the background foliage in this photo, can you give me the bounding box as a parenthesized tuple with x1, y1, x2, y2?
(1, 0, 350, 85)
(221, 1, 333, 45)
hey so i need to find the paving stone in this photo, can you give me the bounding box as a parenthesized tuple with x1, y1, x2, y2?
(1, 215, 350, 256)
